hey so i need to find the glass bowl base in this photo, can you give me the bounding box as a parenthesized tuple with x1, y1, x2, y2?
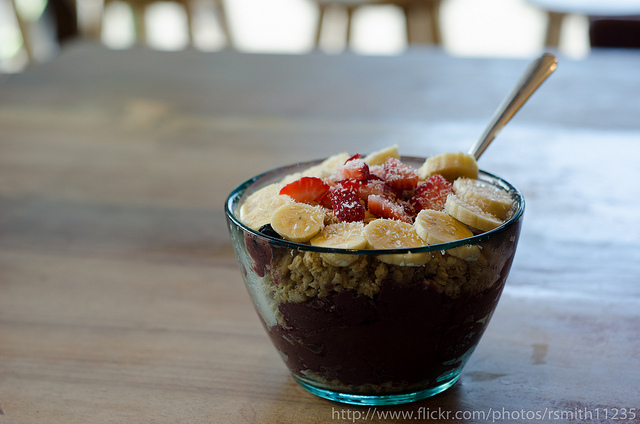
(293, 374, 461, 406)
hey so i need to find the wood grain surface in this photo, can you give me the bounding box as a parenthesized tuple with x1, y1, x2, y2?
(1, 42, 639, 423)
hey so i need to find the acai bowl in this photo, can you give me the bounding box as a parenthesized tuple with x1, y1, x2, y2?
(225, 146, 524, 405)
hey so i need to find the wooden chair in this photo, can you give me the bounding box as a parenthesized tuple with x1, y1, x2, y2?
(99, 0, 233, 47)
(10, 0, 69, 64)
(524, 0, 640, 47)
(314, 0, 443, 48)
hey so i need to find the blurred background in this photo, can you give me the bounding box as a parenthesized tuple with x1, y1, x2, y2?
(2, 0, 634, 73)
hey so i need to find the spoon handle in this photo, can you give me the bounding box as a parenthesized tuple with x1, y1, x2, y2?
(468, 53, 558, 160)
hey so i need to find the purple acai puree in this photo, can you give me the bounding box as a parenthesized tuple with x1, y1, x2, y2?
(263, 268, 511, 392)
(243, 233, 272, 277)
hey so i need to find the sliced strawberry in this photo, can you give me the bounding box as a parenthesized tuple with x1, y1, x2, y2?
(369, 164, 386, 180)
(338, 179, 394, 201)
(383, 157, 419, 191)
(335, 158, 370, 181)
(367, 194, 413, 223)
(317, 191, 333, 209)
(330, 185, 365, 222)
(279, 177, 330, 205)
(359, 179, 395, 200)
(336, 178, 360, 189)
(410, 174, 453, 212)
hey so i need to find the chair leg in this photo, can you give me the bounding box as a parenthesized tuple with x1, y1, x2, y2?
(345, 5, 354, 47)
(402, 5, 411, 43)
(11, 0, 35, 62)
(214, 0, 233, 48)
(315, 3, 327, 47)
(92, 0, 109, 41)
(131, 2, 147, 44)
(427, 0, 442, 44)
(544, 11, 565, 47)
(404, 0, 442, 45)
(184, 0, 194, 45)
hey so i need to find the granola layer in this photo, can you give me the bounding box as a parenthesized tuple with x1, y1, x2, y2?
(265, 247, 496, 304)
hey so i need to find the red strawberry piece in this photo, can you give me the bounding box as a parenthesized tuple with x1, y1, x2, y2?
(383, 157, 419, 191)
(317, 191, 333, 208)
(330, 185, 365, 222)
(334, 180, 366, 207)
(335, 158, 370, 181)
(369, 164, 386, 180)
(336, 179, 363, 193)
(279, 177, 330, 205)
(359, 179, 395, 200)
(338, 179, 394, 201)
(410, 174, 453, 212)
(367, 194, 413, 223)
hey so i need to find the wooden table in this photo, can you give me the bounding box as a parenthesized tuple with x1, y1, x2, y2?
(1, 43, 639, 423)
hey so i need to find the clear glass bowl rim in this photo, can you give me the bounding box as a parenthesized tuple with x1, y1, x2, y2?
(225, 156, 524, 255)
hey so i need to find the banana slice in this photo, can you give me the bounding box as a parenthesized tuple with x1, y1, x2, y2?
(302, 164, 325, 178)
(240, 183, 293, 230)
(414, 209, 473, 245)
(414, 209, 482, 261)
(270, 202, 325, 243)
(280, 172, 304, 185)
(283, 152, 351, 184)
(310, 222, 367, 266)
(364, 144, 400, 166)
(320, 152, 351, 177)
(311, 222, 367, 249)
(453, 178, 513, 220)
(418, 152, 479, 181)
(364, 219, 429, 266)
(445, 194, 503, 232)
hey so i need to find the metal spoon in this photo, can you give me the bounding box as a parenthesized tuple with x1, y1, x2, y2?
(468, 53, 558, 160)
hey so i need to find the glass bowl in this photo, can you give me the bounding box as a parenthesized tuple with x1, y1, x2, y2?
(225, 157, 524, 406)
